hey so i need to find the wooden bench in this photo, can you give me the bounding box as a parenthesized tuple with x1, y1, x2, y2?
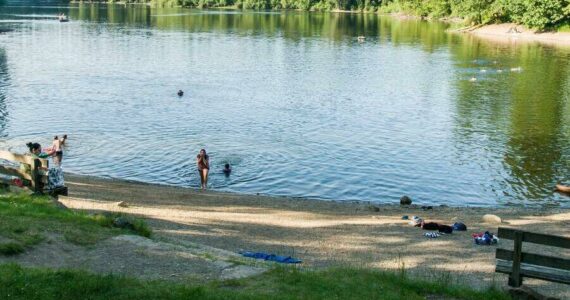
(495, 227, 570, 287)
(0, 150, 66, 196)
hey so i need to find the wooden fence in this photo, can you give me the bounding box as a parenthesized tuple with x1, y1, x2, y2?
(0, 150, 48, 193)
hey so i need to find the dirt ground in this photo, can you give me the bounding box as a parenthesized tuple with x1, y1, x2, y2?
(5, 173, 570, 298)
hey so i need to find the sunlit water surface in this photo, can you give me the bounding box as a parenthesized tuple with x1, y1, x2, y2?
(0, 2, 569, 207)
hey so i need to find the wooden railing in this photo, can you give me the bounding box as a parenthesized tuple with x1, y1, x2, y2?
(0, 150, 48, 193)
(495, 227, 570, 287)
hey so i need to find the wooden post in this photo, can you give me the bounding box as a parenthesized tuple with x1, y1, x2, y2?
(31, 158, 41, 194)
(509, 230, 524, 287)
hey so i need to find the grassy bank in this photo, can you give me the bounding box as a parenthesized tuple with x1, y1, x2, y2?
(0, 263, 508, 300)
(0, 193, 150, 255)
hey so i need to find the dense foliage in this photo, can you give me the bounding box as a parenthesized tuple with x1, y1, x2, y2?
(85, 0, 570, 29)
(150, 0, 570, 29)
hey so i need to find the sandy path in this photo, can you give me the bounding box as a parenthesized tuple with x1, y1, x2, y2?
(61, 174, 570, 297)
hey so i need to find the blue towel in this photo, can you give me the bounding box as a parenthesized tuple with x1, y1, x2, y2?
(240, 251, 302, 264)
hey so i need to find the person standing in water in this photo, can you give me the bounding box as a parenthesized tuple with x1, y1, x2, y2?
(50, 136, 64, 166)
(197, 149, 209, 189)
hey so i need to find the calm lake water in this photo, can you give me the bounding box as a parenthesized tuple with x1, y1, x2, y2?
(0, 2, 569, 207)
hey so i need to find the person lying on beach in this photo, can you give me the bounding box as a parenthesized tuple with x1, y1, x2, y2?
(197, 149, 209, 189)
(223, 163, 231, 175)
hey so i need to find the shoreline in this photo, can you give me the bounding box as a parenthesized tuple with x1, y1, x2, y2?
(66, 172, 568, 209)
(58, 172, 570, 297)
(65, 3, 570, 46)
(452, 23, 570, 47)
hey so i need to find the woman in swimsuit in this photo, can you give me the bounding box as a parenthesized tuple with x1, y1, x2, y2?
(197, 149, 209, 189)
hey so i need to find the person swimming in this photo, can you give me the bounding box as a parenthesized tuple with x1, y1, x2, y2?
(177, 90, 184, 97)
(223, 163, 231, 176)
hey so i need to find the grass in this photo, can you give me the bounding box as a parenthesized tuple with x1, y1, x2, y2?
(0, 264, 508, 300)
(0, 193, 151, 253)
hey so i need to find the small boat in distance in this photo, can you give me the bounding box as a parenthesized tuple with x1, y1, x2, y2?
(555, 184, 570, 194)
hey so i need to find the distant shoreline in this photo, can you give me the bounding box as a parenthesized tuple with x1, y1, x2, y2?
(451, 23, 570, 47)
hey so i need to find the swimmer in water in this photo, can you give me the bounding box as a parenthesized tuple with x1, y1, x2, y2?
(223, 163, 231, 176)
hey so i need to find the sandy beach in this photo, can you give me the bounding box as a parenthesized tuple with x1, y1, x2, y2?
(456, 23, 570, 47)
(48, 173, 570, 298)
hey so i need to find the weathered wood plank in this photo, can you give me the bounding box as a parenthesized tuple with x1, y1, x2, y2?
(496, 260, 570, 285)
(498, 227, 570, 249)
(496, 249, 570, 271)
(0, 150, 47, 166)
(0, 165, 32, 180)
(509, 231, 524, 287)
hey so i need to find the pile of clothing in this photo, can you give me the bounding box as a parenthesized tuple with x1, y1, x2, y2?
(408, 216, 467, 238)
(472, 231, 499, 245)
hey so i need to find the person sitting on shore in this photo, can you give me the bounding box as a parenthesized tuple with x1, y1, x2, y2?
(223, 163, 231, 176)
(197, 149, 209, 189)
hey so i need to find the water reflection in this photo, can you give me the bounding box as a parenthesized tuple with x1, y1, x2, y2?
(0, 3, 568, 206)
(452, 39, 570, 205)
(0, 48, 9, 138)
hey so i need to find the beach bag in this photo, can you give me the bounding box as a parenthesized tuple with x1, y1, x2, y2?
(47, 167, 65, 189)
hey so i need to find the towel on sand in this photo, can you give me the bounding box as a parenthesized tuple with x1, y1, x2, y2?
(240, 251, 302, 264)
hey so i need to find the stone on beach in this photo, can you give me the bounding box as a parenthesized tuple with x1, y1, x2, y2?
(482, 214, 502, 224)
(117, 201, 128, 208)
(400, 196, 412, 205)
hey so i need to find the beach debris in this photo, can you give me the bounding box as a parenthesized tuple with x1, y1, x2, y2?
(497, 69, 503, 73)
(480, 69, 487, 73)
(367, 205, 380, 212)
(421, 206, 433, 210)
(117, 201, 129, 208)
(510, 67, 522, 72)
(402, 215, 409, 220)
(469, 77, 477, 82)
(482, 214, 502, 224)
(357, 36, 365, 42)
(400, 195, 412, 205)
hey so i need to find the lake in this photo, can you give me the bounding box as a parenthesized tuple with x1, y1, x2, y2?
(0, 1, 569, 207)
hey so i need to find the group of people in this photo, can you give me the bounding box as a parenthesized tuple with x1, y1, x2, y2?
(24, 135, 67, 190)
(26, 135, 67, 167)
(26, 139, 226, 191)
(197, 149, 232, 190)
